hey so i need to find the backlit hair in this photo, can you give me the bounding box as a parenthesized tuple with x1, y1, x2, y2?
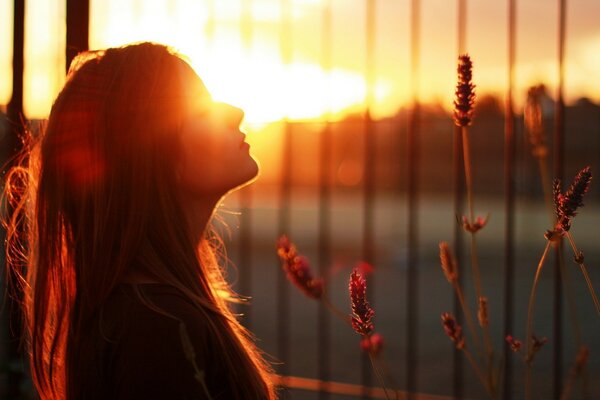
(3, 42, 275, 399)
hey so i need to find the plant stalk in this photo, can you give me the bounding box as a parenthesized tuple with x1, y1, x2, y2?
(525, 240, 552, 400)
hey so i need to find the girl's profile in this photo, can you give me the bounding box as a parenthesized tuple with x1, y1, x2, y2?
(4, 42, 276, 399)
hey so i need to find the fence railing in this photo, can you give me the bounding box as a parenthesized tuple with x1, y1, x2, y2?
(2, 1, 599, 399)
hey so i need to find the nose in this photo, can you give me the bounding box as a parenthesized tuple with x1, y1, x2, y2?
(214, 102, 244, 128)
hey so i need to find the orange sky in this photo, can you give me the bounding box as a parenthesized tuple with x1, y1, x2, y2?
(1, 0, 599, 123)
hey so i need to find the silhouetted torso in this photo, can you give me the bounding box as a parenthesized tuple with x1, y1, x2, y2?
(76, 283, 231, 399)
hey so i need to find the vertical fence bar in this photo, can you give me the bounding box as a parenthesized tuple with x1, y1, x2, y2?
(361, 1, 376, 398)
(553, 1, 567, 398)
(502, 1, 516, 399)
(406, 0, 420, 398)
(453, 1, 466, 398)
(66, 0, 89, 71)
(5, 1, 25, 398)
(317, 1, 333, 398)
(239, 0, 254, 329)
(277, 0, 293, 395)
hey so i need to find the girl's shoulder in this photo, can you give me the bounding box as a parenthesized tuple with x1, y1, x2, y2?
(98, 284, 221, 399)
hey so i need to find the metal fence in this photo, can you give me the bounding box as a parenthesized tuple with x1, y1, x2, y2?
(2, 0, 600, 399)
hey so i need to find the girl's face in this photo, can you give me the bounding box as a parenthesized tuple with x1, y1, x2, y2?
(176, 67, 259, 200)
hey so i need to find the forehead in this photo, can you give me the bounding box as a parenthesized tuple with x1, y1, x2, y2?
(175, 60, 212, 105)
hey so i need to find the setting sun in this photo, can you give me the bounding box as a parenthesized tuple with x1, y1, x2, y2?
(1, 0, 599, 122)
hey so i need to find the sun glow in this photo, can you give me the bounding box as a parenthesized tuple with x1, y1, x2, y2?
(88, 0, 390, 124)
(3, 0, 599, 121)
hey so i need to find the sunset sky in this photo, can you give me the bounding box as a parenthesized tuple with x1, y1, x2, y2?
(1, 0, 599, 123)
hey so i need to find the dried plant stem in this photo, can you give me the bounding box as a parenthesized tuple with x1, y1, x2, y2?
(461, 126, 475, 222)
(565, 233, 600, 315)
(525, 240, 552, 400)
(463, 347, 495, 398)
(368, 352, 393, 400)
(321, 295, 353, 326)
(461, 126, 494, 383)
(537, 152, 588, 397)
(453, 282, 481, 353)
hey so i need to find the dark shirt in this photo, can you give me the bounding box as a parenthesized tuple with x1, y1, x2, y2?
(78, 283, 231, 399)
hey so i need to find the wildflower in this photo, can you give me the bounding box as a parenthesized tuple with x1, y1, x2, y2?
(526, 335, 548, 363)
(553, 166, 592, 231)
(276, 235, 295, 261)
(439, 242, 457, 283)
(349, 269, 375, 336)
(441, 313, 465, 349)
(276, 236, 323, 299)
(505, 335, 522, 353)
(462, 215, 488, 233)
(524, 85, 547, 157)
(477, 296, 489, 328)
(360, 333, 384, 356)
(453, 54, 476, 127)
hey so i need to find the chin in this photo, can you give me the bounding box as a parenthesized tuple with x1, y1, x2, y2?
(225, 158, 260, 195)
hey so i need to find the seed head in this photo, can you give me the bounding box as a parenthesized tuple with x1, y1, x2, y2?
(462, 215, 488, 233)
(441, 312, 465, 349)
(477, 296, 489, 328)
(439, 242, 458, 283)
(505, 335, 522, 353)
(276, 236, 323, 299)
(349, 269, 375, 336)
(554, 166, 592, 231)
(453, 54, 476, 127)
(360, 333, 384, 356)
(525, 85, 547, 157)
(526, 335, 548, 363)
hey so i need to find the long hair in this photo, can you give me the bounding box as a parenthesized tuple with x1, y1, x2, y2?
(3, 42, 275, 399)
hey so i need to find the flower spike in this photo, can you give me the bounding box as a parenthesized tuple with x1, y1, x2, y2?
(349, 269, 375, 336)
(554, 166, 592, 231)
(439, 242, 457, 283)
(453, 54, 476, 127)
(441, 313, 465, 350)
(276, 236, 323, 299)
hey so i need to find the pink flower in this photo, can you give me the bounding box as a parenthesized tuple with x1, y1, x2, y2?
(553, 166, 592, 232)
(441, 313, 465, 349)
(360, 333, 384, 356)
(461, 215, 488, 233)
(276, 236, 324, 300)
(349, 269, 375, 336)
(505, 335, 522, 353)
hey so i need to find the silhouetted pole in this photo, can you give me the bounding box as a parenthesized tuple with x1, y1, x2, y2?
(503, 1, 517, 399)
(5, 1, 25, 398)
(317, 1, 333, 398)
(406, 0, 420, 399)
(553, 1, 567, 398)
(453, 1, 466, 398)
(277, 1, 293, 396)
(66, 0, 89, 71)
(361, 1, 376, 398)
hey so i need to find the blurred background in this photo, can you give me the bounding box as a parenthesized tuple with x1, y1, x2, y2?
(1, 0, 600, 399)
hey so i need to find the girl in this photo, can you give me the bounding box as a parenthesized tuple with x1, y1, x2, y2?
(4, 42, 276, 399)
